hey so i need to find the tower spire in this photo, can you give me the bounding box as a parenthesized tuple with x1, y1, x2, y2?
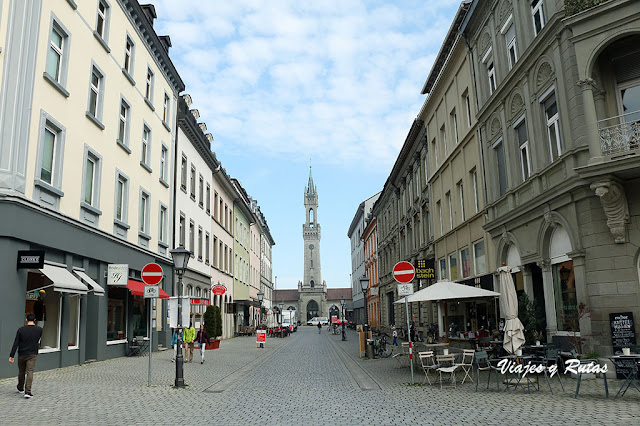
(306, 159, 315, 195)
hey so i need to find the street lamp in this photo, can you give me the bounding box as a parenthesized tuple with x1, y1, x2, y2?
(340, 296, 346, 341)
(278, 302, 284, 338)
(360, 275, 370, 334)
(170, 246, 191, 388)
(257, 291, 264, 328)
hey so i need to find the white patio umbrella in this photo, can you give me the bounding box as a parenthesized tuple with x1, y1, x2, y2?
(498, 266, 525, 354)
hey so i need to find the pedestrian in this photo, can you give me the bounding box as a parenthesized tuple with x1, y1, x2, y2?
(170, 328, 178, 362)
(392, 326, 398, 347)
(183, 322, 196, 363)
(195, 325, 210, 364)
(410, 321, 416, 342)
(9, 313, 42, 399)
(317, 321, 322, 334)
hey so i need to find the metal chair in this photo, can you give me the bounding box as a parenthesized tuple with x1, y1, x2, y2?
(455, 349, 475, 384)
(475, 350, 501, 391)
(418, 351, 439, 385)
(531, 348, 565, 394)
(436, 354, 458, 389)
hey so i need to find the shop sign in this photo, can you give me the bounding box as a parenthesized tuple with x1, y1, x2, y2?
(191, 298, 210, 306)
(17, 250, 45, 269)
(26, 291, 40, 300)
(108, 264, 128, 285)
(610, 312, 637, 379)
(415, 259, 435, 280)
(211, 284, 227, 295)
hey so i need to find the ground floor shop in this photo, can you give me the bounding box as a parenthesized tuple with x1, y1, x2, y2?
(0, 200, 174, 380)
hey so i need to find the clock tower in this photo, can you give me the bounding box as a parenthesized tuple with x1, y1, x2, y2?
(303, 165, 321, 288)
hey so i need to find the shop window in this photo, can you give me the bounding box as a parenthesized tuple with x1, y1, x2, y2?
(25, 273, 61, 351)
(68, 295, 80, 349)
(553, 260, 577, 332)
(107, 286, 127, 341)
(132, 296, 147, 337)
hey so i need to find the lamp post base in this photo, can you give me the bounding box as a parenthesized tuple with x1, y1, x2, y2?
(175, 343, 184, 387)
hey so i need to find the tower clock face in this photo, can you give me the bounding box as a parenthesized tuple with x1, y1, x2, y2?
(309, 244, 314, 250)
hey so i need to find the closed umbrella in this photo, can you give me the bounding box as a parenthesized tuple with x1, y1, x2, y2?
(498, 266, 525, 354)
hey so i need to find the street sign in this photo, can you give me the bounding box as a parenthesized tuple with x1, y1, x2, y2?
(211, 284, 227, 295)
(397, 283, 414, 297)
(393, 261, 415, 284)
(107, 264, 128, 285)
(141, 263, 163, 285)
(144, 285, 159, 298)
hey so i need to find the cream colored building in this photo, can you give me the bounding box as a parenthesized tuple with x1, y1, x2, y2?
(0, 0, 184, 378)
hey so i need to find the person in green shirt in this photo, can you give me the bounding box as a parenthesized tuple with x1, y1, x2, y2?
(183, 323, 196, 363)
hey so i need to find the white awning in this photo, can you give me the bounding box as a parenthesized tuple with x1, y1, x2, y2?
(73, 269, 105, 296)
(40, 264, 89, 294)
(394, 280, 499, 304)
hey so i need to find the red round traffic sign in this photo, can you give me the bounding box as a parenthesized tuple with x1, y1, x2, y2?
(141, 263, 163, 285)
(393, 261, 415, 284)
(211, 284, 227, 296)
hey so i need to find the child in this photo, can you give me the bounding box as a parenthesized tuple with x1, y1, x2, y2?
(392, 326, 398, 347)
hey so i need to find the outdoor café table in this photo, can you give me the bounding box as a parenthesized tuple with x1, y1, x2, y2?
(420, 343, 449, 354)
(609, 354, 640, 400)
(498, 354, 537, 393)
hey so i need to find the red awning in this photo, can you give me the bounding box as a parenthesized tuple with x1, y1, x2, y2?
(126, 279, 170, 299)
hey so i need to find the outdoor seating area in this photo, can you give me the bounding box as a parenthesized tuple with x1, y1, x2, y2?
(238, 326, 255, 336)
(127, 336, 149, 356)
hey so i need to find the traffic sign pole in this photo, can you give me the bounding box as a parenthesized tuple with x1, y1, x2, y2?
(405, 297, 413, 385)
(394, 262, 416, 385)
(148, 298, 152, 386)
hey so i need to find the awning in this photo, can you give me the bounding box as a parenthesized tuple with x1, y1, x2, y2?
(40, 264, 89, 294)
(394, 280, 500, 304)
(72, 269, 105, 296)
(126, 279, 170, 299)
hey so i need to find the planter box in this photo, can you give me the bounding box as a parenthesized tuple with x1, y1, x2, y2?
(205, 339, 221, 350)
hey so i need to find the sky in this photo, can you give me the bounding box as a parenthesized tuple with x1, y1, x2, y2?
(151, 0, 461, 289)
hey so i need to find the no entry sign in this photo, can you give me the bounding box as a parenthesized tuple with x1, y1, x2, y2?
(141, 263, 163, 285)
(393, 261, 415, 284)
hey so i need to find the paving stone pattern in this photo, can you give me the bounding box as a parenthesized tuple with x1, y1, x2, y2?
(0, 327, 638, 425)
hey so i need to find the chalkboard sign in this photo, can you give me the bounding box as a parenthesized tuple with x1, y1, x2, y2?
(609, 312, 637, 379)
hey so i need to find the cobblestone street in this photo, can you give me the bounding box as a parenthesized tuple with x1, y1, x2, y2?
(1, 327, 638, 425)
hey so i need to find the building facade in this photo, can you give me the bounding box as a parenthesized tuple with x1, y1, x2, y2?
(0, 0, 183, 379)
(363, 216, 380, 329)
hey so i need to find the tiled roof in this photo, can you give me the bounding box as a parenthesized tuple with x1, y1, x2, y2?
(327, 288, 352, 301)
(273, 289, 299, 302)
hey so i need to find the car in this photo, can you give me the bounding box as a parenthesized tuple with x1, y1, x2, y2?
(307, 317, 320, 326)
(318, 317, 329, 326)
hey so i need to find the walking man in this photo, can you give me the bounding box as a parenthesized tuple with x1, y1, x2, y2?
(195, 325, 210, 364)
(317, 321, 322, 334)
(9, 313, 42, 399)
(183, 322, 196, 362)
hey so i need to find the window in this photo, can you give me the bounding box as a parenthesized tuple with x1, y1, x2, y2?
(516, 119, 531, 181)
(179, 213, 185, 247)
(544, 93, 561, 161)
(199, 175, 204, 207)
(449, 253, 458, 280)
(488, 62, 496, 94)
(446, 191, 452, 230)
(139, 190, 149, 234)
(214, 192, 219, 219)
(163, 93, 170, 123)
(190, 165, 196, 199)
(123, 36, 133, 73)
(198, 227, 203, 261)
(473, 240, 486, 275)
(95, 0, 108, 39)
(160, 144, 168, 183)
(117, 98, 130, 147)
(189, 221, 195, 255)
(159, 204, 167, 244)
(87, 65, 104, 124)
(441, 125, 447, 157)
(141, 126, 151, 168)
(472, 170, 479, 213)
(437, 200, 443, 236)
(451, 111, 459, 144)
(465, 93, 472, 127)
(67, 295, 80, 348)
(114, 172, 128, 223)
(40, 125, 59, 186)
(205, 233, 210, 264)
(458, 181, 465, 222)
(213, 236, 218, 267)
(46, 20, 69, 88)
(432, 138, 438, 168)
(180, 155, 187, 190)
(82, 149, 101, 208)
(553, 260, 577, 332)
(460, 247, 471, 278)
(503, 18, 517, 70)
(532, 0, 545, 36)
(494, 139, 507, 196)
(206, 184, 211, 213)
(145, 67, 154, 102)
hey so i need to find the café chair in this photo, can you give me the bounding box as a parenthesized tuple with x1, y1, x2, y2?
(530, 348, 565, 395)
(436, 354, 458, 389)
(475, 350, 501, 391)
(455, 349, 476, 384)
(418, 351, 439, 385)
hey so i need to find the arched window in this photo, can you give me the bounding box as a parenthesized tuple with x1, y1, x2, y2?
(309, 209, 314, 223)
(549, 226, 576, 332)
(310, 280, 315, 288)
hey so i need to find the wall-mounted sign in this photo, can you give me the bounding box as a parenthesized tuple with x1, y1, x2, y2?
(211, 284, 227, 295)
(190, 298, 210, 306)
(415, 259, 435, 280)
(108, 264, 128, 285)
(17, 250, 45, 269)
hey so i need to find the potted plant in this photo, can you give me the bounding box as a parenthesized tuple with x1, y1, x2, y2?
(203, 305, 223, 350)
(533, 330, 543, 347)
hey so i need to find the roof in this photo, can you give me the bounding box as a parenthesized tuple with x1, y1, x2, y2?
(327, 288, 352, 301)
(273, 289, 299, 302)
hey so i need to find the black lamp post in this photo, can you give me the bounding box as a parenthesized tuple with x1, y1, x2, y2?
(340, 296, 346, 341)
(257, 291, 264, 328)
(360, 275, 370, 334)
(278, 302, 284, 338)
(170, 246, 191, 388)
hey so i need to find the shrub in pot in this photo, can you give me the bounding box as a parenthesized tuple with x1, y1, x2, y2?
(203, 305, 223, 349)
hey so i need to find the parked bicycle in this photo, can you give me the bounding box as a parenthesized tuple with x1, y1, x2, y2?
(373, 332, 393, 358)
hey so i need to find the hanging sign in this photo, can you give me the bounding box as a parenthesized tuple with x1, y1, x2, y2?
(108, 264, 128, 285)
(211, 284, 227, 295)
(17, 250, 45, 269)
(415, 259, 435, 280)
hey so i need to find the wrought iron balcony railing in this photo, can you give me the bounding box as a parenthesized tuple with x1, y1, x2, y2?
(598, 111, 640, 156)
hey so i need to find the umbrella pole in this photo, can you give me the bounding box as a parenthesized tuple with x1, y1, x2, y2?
(444, 301, 449, 343)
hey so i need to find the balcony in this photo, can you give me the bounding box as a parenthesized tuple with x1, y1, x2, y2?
(598, 111, 640, 157)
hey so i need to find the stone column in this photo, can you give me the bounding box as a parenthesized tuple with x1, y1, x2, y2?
(538, 259, 558, 339)
(578, 79, 603, 164)
(570, 251, 593, 351)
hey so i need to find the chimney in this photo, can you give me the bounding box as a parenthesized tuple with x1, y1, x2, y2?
(158, 35, 172, 53)
(140, 4, 157, 26)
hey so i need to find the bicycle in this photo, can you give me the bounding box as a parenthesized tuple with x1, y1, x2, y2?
(373, 332, 393, 358)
